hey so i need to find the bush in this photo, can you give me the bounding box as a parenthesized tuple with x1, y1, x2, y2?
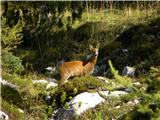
(2, 52, 24, 74)
(1, 17, 24, 51)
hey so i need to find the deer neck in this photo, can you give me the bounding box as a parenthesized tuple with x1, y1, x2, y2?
(90, 56, 98, 65)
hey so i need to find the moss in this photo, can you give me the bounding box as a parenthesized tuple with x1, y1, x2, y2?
(52, 76, 107, 106)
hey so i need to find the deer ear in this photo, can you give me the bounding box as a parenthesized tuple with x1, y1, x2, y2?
(89, 45, 93, 50)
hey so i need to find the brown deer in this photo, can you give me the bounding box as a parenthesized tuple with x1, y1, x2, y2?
(58, 44, 100, 87)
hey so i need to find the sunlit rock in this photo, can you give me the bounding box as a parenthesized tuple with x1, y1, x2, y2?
(18, 109, 24, 113)
(133, 82, 141, 86)
(122, 66, 135, 77)
(69, 92, 105, 115)
(99, 90, 127, 97)
(33, 80, 48, 84)
(0, 111, 9, 120)
(46, 82, 57, 90)
(46, 66, 57, 73)
(50, 92, 105, 120)
(0, 78, 17, 90)
(97, 76, 110, 84)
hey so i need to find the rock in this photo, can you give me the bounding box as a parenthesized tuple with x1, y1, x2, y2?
(50, 108, 74, 120)
(33, 80, 48, 84)
(127, 98, 140, 106)
(69, 92, 105, 115)
(109, 91, 127, 97)
(18, 109, 24, 113)
(99, 91, 127, 97)
(45, 95, 51, 101)
(115, 105, 121, 109)
(117, 87, 134, 93)
(0, 111, 9, 120)
(46, 82, 57, 90)
(124, 87, 134, 93)
(46, 66, 57, 73)
(122, 49, 128, 54)
(133, 82, 141, 86)
(50, 92, 105, 120)
(0, 78, 17, 90)
(97, 76, 110, 84)
(99, 91, 109, 96)
(122, 66, 135, 77)
(48, 78, 58, 83)
(33, 79, 57, 89)
(94, 64, 107, 76)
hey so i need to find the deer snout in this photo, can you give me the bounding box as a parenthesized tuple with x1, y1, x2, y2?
(94, 51, 99, 56)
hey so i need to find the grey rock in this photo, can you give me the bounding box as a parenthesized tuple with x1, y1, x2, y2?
(0, 111, 9, 120)
(0, 78, 17, 90)
(50, 92, 105, 120)
(122, 66, 135, 77)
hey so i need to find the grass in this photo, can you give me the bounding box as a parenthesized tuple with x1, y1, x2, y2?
(1, 4, 160, 119)
(1, 99, 26, 120)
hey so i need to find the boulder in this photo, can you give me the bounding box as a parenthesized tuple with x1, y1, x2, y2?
(33, 79, 48, 84)
(69, 92, 105, 115)
(0, 111, 9, 120)
(0, 78, 17, 90)
(122, 66, 135, 77)
(99, 90, 127, 97)
(46, 82, 57, 90)
(46, 66, 57, 73)
(50, 92, 105, 120)
(97, 76, 110, 84)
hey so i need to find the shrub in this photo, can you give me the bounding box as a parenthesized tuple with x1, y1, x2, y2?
(1, 17, 24, 51)
(2, 52, 24, 74)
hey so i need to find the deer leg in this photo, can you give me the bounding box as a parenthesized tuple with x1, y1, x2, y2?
(58, 74, 71, 87)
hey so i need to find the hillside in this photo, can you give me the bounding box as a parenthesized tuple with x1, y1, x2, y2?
(1, 1, 160, 120)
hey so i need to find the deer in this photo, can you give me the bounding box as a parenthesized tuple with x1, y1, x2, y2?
(58, 43, 100, 87)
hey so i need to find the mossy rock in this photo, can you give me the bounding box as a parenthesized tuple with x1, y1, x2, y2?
(52, 76, 107, 105)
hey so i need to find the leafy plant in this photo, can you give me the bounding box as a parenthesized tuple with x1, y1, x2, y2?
(2, 52, 24, 74)
(1, 17, 24, 51)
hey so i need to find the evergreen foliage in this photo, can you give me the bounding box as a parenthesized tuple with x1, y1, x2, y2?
(2, 52, 24, 74)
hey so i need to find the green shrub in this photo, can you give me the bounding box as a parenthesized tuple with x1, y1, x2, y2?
(1, 17, 24, 51)
(2, 52, 24, 74)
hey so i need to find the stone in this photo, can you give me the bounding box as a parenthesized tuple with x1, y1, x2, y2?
(50, 92, 105, 120)
(33, 80, 48, 84)
(99, 91, 127, 97)
(0, 111, 9, 120)
(109, 91, 127, 97)
(46, 82, 57, 90)
(45, 95, 51, 101)
(127, 99, 140, 106)
(46, 66, 57, 73)
(69, 92, 105, 115)
(48, 78, 58, 83)
(122, 66, 135, 77)
(18, 109, 24, 113)
(133, 82, 141, 86)
(99, 91, 109, 96)
(97, 76, 110, 84)
(0, 78, 17, 90)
